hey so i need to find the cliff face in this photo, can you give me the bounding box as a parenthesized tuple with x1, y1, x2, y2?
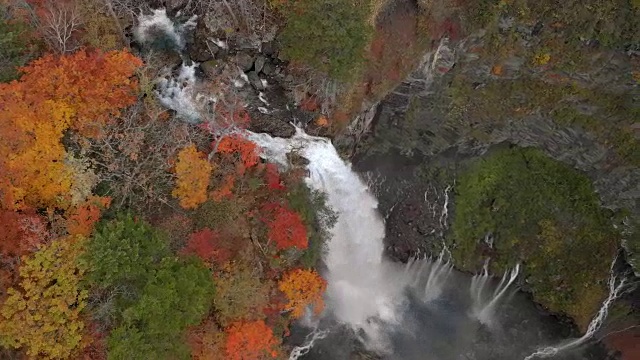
(346, 0, 639, 345)
(351, 0, 639, 270)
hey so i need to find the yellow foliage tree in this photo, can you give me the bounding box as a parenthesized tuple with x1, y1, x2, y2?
(0, 49, 142, 210)
(278, 269, 327, 318)
(172, 144, 213, 209)
(0, 236, 88, 359)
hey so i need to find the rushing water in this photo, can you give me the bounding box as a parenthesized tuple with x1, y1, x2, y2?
(249, 129, 622, 360)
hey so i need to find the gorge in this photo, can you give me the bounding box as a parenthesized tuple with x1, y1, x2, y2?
(148, 2, 640, 359)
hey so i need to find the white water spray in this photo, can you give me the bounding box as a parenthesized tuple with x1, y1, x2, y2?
(155, 63, 202, 122)
(470, 259, 521, 326)
(249, 129, 415, 349)
(134, 9, 197, 50)
(524, 256, 627, 359)
(289, 328, 330, 360)
(404, 250, 454, 303)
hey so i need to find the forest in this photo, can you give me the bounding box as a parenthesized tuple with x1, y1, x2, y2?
(0, 0, 357, 359)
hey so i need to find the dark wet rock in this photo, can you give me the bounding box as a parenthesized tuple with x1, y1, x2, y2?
(235, 53, 255, 72)
(262, 61, 276, 76)
(288, 152, 310, 167)
(261, 41, 277, 57)
(165, 0, 188, 17)
(247, 71, 265, 90)
(187, 20, 214, 62)
(254, 55, 266, 73)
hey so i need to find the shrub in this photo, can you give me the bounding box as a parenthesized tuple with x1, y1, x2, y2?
(277, 0, 373, 82)
(286, 183, 336, 268)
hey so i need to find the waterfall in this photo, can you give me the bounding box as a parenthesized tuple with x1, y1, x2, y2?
(524, 256, 628, 359)
(249, 129, 415, 350)
(134, 8, 197, 50)
(289, 328, 330, 360)
(470, 259, 521, 326)
(403, 250, 453, 303)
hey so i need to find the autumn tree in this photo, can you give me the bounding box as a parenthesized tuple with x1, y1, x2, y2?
(224, 320, 280, 360)
(0, 209, 48, 257)
(0, 49, 142, 210)
(261, 203, 309, 250)
(264, 163, 285, 191)
(181, 228, 233, 265)
(278, 268, 326, 318)
(173, 144, 213, 209)
(85, 102, 201, 213)
(0, 236, 88, 359)
(212, 259, 272, 326)
(216, 135, 259, 171)
(37, 0, 83, 53)
(188, 319, 226, 360)
(66, 195, 111, 237)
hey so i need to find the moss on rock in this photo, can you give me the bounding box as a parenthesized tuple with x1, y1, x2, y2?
(450, 146, 619, 329)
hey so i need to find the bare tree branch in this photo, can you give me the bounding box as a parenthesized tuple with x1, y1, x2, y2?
(39, 1, 83, 54)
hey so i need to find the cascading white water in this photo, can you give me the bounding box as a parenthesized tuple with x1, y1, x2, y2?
(403, 250, 454, 303)
(249, 130, 410, 337)
(523, 256, 627, 360)
(470, 259, 521, 326)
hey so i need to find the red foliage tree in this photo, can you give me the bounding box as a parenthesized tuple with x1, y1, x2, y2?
(224, 320, 279, 360)
(264, 163, 284, 191)
(260, 203, 308, 250)
(0, 209, 48, 257)
(181, 228, 233, 265)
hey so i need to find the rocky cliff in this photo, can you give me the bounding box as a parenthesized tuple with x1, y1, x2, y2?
(346, 0, 639, 354)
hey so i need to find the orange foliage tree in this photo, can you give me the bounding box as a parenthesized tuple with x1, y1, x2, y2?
(172, 144, 213, 209)
(66, 196, 111, 237)
(278, 269, 327, 318)
(224, 320, 279, 360)
(215, 135, 259, 173)
(261, 203, 308, 250)
(0, 49, 142, 210)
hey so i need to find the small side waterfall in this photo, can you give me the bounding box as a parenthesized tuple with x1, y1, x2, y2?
(524, 256, 628, 360)
(470, 260, 521, 326)
(289, 328, 330, 360)
(403, 251, 454, 303)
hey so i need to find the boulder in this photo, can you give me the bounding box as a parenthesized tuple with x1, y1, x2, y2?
(235, 53, 255, 72)
(187, 21, 213, 62)
(200, 60, 221, 79)
(254, 56, 266, 73)
(261, 41, 277, 57)
(247, 71, 265, 90)
(262, 61, 276, 76)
